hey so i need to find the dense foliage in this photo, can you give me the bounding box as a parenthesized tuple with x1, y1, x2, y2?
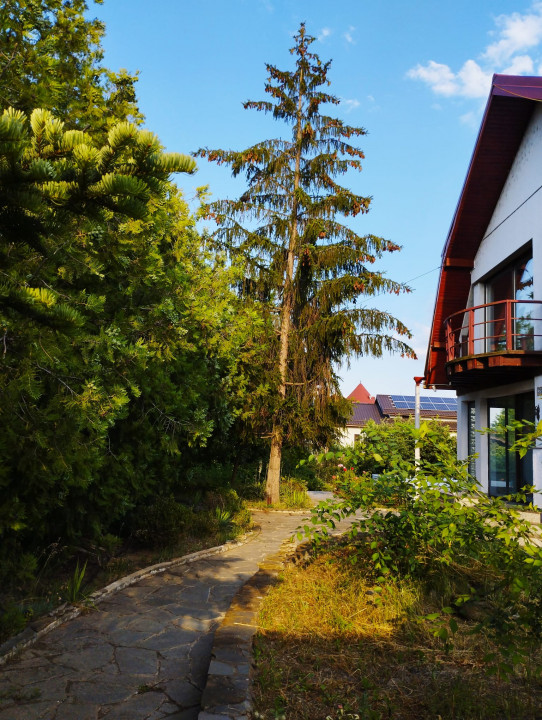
(0, 1, 270, 590)
(0, 0, 142, 133)
(346, 418, 456, 474)
(197, 24, 413, 502)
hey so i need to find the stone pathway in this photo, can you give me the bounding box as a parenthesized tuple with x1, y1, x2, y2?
(0, 508, 319, 720)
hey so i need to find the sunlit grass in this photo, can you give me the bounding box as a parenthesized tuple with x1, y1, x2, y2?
(253, 546, 542, 720)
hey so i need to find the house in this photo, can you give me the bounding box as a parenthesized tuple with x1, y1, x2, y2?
(342, 383, 457, 445)
(424, 74, 542, 508)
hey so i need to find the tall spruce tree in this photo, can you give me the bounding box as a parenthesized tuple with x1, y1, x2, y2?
(197, 24, 414, 503)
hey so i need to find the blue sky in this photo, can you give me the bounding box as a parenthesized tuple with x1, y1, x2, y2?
(93, 0, 542, 397)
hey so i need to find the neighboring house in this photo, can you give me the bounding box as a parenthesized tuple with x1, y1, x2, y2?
(342, 383, 457, 445)
(424, 74, 542, 508)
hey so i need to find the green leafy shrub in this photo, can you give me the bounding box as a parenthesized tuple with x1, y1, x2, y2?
(341, 418, 456, 476)
(204, 488, 244, 513)
(132, 495, 192, 548)
(303, 421, 542, 674)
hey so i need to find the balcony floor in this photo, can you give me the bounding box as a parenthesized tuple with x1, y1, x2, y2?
(445, 350, 542, 391)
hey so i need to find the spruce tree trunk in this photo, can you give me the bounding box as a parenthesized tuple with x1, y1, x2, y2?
(264, 57, 305, 505)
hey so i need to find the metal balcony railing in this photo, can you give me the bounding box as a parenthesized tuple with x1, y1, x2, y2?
(444, 299, 542, 362)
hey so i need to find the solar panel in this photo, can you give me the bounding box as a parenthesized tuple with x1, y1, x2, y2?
(389, 394, 457, 413)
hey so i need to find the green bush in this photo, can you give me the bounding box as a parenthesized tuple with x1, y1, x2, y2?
(204, 488, 244, 513)
(342, 418, 456, 475)
(132, 495, 192, 549)
(304, 421, 542, 674)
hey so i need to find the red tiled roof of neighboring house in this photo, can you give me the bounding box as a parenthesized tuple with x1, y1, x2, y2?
(347, 383, 374, 403)
(346, 402, 382, 426)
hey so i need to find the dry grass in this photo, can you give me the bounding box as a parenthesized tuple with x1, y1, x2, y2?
(252, 549, 542, 720)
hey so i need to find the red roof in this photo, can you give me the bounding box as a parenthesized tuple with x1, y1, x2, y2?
(347, 383, 374, 403)
(424, 74, 542, 388)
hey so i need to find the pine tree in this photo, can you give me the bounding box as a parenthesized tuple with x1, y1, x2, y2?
(197, 24, 414, 503)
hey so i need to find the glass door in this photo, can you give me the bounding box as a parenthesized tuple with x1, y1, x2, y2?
(488, 392, 534, 497)
(485, 252, 533, 352)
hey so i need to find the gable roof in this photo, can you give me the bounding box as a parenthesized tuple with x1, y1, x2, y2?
(346, 392, 457, 431)
(424, 74, 542, 388)
(347, 382, 374, 403)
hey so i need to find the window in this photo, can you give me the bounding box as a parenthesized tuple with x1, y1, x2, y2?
(485, 253, 533, 352)
(487, 392, 534, 497)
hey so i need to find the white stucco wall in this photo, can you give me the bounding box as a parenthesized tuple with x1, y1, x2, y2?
(341, 426, 361, 446)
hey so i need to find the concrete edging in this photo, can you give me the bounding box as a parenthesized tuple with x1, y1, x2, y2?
(0, 530, 258, 666)
(198, 538, 312, 720)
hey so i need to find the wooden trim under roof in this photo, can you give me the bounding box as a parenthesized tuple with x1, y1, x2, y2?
(424, 74, 542, 389)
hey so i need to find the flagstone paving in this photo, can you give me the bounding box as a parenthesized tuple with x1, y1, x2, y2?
(0, 507, 323, 720)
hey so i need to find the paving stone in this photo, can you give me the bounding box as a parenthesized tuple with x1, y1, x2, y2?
(139, 629, 197, 651)
(175, 587, 212, 606)
(26, 675, 68, 701)
(173, 606, 222, 622)
(123, 616, 170, 635)
(115, 646, 158, 675)
(163, 678, 201, 707)
(156, 701, 182, 715)
(54, 701, 99, 719)
(106, 628, 152, 646)
(99, 690, 166, 719)
(208, 660, 233, 676)
(165, 708, 200, 720)
(172, 616, 217, 633)
(158, 656, 191, 680)
(69, 679, 134, 705)
(0, 701, 61, 720)
(211, 646, 250, 664)
(50, 643, 114, 671)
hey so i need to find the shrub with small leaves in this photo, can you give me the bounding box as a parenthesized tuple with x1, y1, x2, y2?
(303, 421, 542, 674)
(132, 496, 192, 548)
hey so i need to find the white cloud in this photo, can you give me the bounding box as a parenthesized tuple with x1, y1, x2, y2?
(484, 5, 542, 63)
(408, 2, 542, 102)
(318, 27, 331, 42)
(457, 60, 492, 98)
(342, 98, 360, 112)
(343, 25, 356, 44)
(407, 60, 460, 96)
(503, 54, 535, 74)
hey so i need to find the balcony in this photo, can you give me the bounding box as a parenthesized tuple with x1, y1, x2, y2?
(444, 299, 542, 388)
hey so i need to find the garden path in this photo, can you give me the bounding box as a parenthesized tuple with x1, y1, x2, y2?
(0, 498, 339, 720)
